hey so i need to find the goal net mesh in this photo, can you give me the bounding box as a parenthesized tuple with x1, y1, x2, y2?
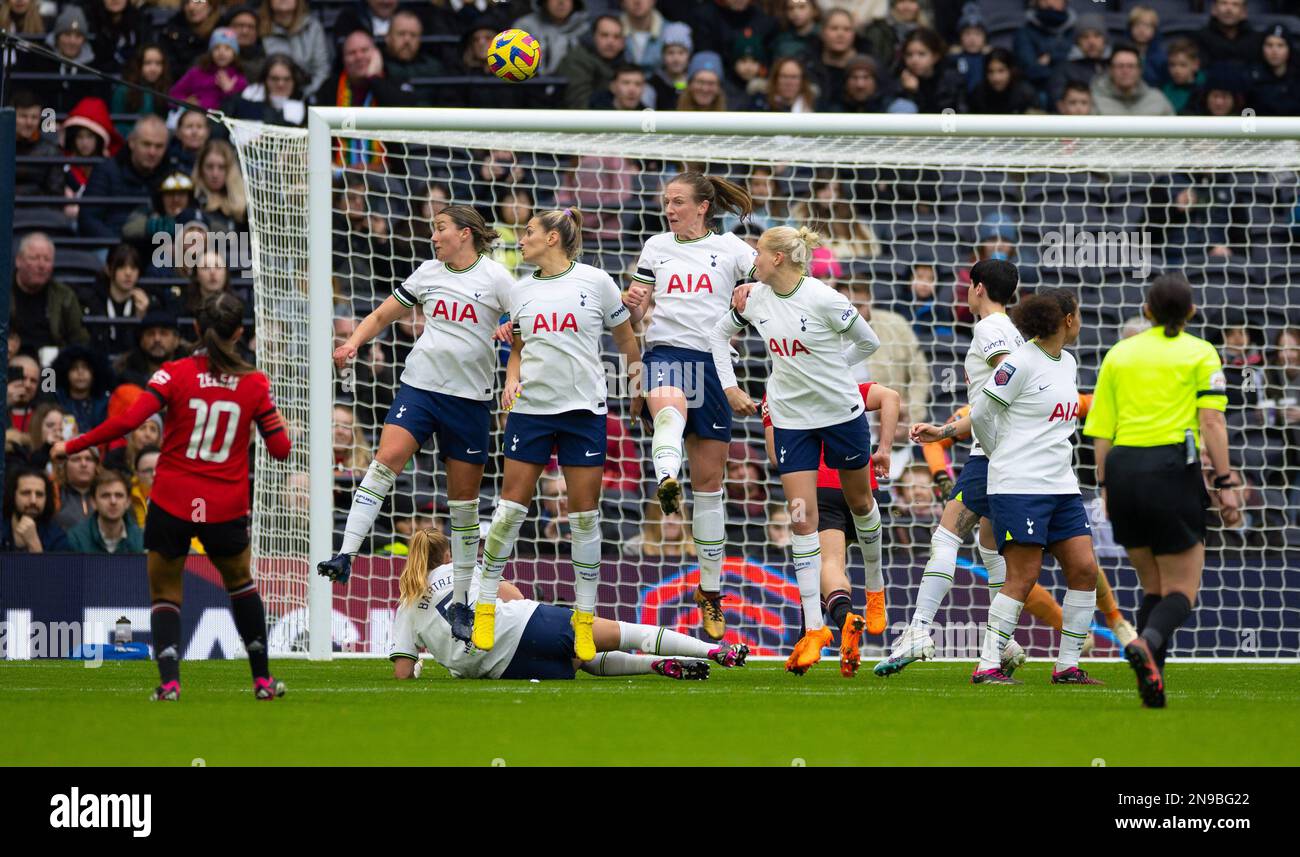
(227, 116, 1300, 660)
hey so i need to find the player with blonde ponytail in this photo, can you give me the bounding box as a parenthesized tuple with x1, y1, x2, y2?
(389, 529, 749, 681)
(710, 225, 887, 676)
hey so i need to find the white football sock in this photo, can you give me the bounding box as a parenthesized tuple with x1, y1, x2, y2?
(978, 593, 1024, 671)
(912, 526, 962, 631)
(1055, 589, 1097, 672)
(692, 490, 726, 592)
(617, 621, 714, 658)
(340, 461, 396, 556)
(478, 499, 527, 607)
(851, 503, 884, 592)
(978, 541, 1006, 598)
(581, 651, 657, 676)
(651, 406, 686, 483)
(570, 509, 601, 614)
(792, 531, 824, 631)
(448, 499, 480, 605)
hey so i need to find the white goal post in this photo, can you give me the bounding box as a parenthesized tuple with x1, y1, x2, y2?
(225, 108, 1300, 662)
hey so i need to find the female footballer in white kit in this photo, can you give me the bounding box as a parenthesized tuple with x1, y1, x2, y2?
(623, 171, 758, 640)
(709, 226, 885, 676)
(473, 208, 642, 663)
(969, 288, 1102, 685)
(390, 530, 749, 681)
(319, 206, 514, 643)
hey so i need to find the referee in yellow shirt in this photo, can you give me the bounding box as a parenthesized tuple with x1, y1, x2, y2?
(1083, 274, 1241, 708)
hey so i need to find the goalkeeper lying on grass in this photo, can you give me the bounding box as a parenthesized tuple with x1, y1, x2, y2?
(390, 529, 748, 681)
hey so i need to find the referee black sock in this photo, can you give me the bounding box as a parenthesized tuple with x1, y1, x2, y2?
(151, 601, 182, 686)
(826, 590, 853, 630)
(1136, 593, 1162, 635)
(1139, 592, 1192, 654)
(228, 581, 271, 681)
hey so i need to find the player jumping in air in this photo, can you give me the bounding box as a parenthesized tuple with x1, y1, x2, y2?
(710, 226, 884, 676)
(474, 208, 642, 662)
(969, 289, 1103, 685)
(319, 206, 515, 644)
(762, 380, 900, 676)
(53, 294, 292, 701)
(389, 529, 749, 681)
(623, 171, 758, 640)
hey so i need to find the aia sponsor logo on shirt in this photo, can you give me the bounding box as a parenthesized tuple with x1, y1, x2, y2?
(1049, 400, 1080, 422)
(993, 364, 1017, 386)
(666, 273, 713, 293)
(532, 312, 579, 333)
(769, 338, 810, 357)
(429, 299, 479, 324)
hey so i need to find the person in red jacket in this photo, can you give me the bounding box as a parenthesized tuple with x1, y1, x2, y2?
(53, 294, 292, 703)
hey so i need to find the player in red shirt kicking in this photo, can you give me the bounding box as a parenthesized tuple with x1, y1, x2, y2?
(54, 295, 292, 702)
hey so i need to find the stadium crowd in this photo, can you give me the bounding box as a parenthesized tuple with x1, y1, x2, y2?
(5, 0, 1300, 559)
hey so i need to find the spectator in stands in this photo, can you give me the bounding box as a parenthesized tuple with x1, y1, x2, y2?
(111, 44, 173, 137)
(1091, 43, 1174, 116)
(558, 14, 626, 109)
(219, 6, 265, 80)
(169, 109, 212, 174)
(949, 3, 987, 93)
(1013, 0, 1075, 94)
(1, 468, 67, 553)
(1219, 310, 1266, 423)
(61, 96, 123, 223)
(755, 54, 818, 112)
(54, 445, 98, 533)
(123, 172, 198, 250)
(862, 0, 928, 71)
(536, 469, 571, 547)
(1120, 313, 1151, 340)
(225, 52, 308, 125)
(810, 6, 856, 108)
(192, 139, 249, 231)
(333, 403, 374, 479)
(1128, 5, 1165, 88)
(647, 20, 690, 109)
(1266, 328, 1300, 428)
(67, 470, 144, 555)
(1192, 67, 1245, 116)
(889, 462, 940, 546)
(51, 344, 112, 433)
(970, 47, 1038, 114)
(900, 260, 953, 340)
(1162, 38, 1205, 115)
(765, 502, 792, 550)
(171, 27, 249, 110)
(260, 0, 332, 101)
(897, 27, 965, 113)
(79, 115, 171, 240)
(623, 503, 694, 559)
(621, 0, 672, 73)
(11, 233, 90, 352)
(25, 6, 104, 112)
(1055, 79, 1092, 115)
(833, 53, 912, 112)
(724, 441, 768, 539)
(1248, 24, 1300, 117)
(129, 446, 160, 526)
(440, 16, 538, 108)
(0, 0, 42, 40)
(724, 38, 767, 108)
(770, 0, 820, 65)
(182, 252, 237, 325)
(161, 0, 220, 75)
(603, 413, 641, 498)
(399, 181, 453, 247)
(792, 175, 879, 261)
(554, 153, 637, 242)
(695, 0, 776, 68)
(99, 403, 163, 475)
(515, 0, 590, 76)
(843, 283, 929, 444)
(721, 165, 780, 232)
(7, 354, 39, 433)
(24, 401, 69, 471)
(13, 89, 63, 197)
(334, 0, 400, 46)
(87, 0, 150, 77)
(324, 29, 418, 109)
(1052, 13, 1109, 103)
(678, 49, 726, 110)
(1198, 0, 1263, 82)
(381, 10, 442, 103)
(113, 311, 182, 388)
(593, 62, 649, 109)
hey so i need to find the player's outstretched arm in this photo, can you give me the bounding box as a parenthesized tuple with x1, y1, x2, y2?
(709, 309, 755, 415)
(869, 384, 901, 475)
(333, 296, 408, 369)
(969, 389, 1003, 455)
(51, 389, 164, 461)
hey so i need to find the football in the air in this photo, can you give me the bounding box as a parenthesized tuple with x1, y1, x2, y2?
(487, 28, 541, 82)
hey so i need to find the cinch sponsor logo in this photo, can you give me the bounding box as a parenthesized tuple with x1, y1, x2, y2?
(49, 788, 151, 838)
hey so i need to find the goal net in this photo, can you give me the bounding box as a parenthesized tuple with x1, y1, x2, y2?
(228, 111, 1300, 661)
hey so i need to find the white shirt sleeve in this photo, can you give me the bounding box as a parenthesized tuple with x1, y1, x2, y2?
(974, 355, 1028, 454)
(632, 238, 656, 285)
(388, 605, 419, 660)
(601, 273, 631, 329)
(731, 235, 757, 283)
(827, 290, 879, 366)
(494, 266, 515, 318)
(973, 320, 1014, 366)
(709, 306, 748, 389)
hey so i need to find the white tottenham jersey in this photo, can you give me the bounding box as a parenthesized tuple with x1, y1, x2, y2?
(980, 340, 1082, 495)
(966, 312, 1024, 458)
(634, 231, 756, 353)
(717, 276, 877, 430)
(510, 262, 629, 415)
(393, 255, 515, 400)
(388, 563, 540, 679)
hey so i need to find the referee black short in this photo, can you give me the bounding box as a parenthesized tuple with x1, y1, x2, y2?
(816, 487, 855, 538)
(144, 502, 251, 560)
(1104, 444, 1210, 555)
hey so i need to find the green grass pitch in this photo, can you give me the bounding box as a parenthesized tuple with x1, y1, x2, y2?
(4, 660, 1298, 766)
